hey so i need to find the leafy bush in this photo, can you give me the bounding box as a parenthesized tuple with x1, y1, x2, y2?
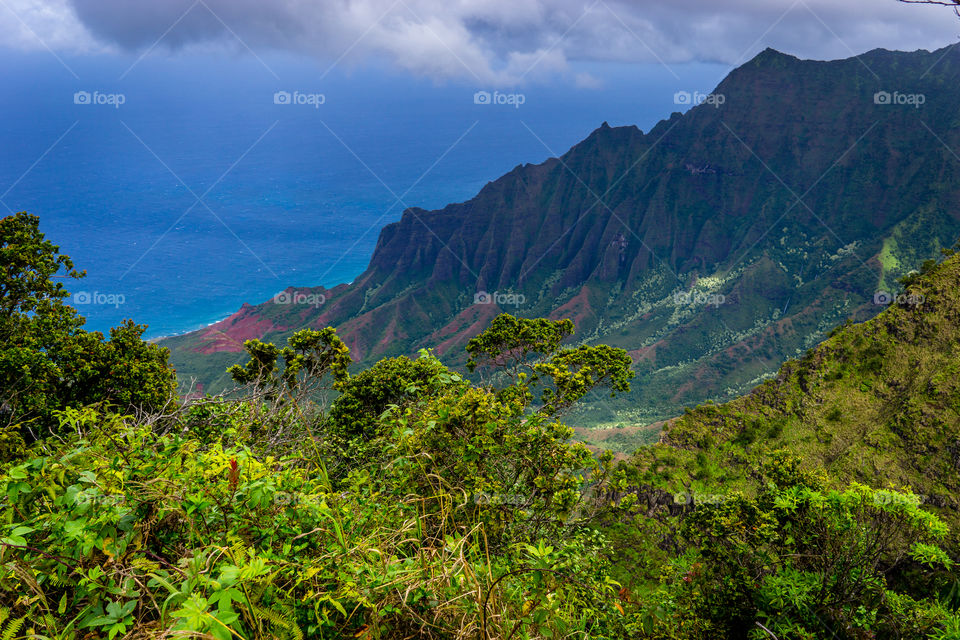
(638, 452, 958, 639)
(326, 351, 459, 448)
(0, 380, 637, 638)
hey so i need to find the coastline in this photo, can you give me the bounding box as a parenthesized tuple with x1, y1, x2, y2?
(147, 278, 356, 344)
(147, 312, 235, 343)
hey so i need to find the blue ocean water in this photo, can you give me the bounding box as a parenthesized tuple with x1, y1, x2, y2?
(0, 50, 728, 338)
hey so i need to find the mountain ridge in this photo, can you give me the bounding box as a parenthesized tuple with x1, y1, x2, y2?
(163, 44, 960, 425)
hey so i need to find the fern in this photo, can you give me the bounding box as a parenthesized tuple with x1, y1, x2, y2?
(253, 604, 303, 640)
(0, 612, 25, 640)
(46, 573, 71, 589)
(229, 539, 250, 568)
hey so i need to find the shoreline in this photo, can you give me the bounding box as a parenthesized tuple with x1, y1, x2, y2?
(147, 278, 356, 344)
(147, 312, 234, 343)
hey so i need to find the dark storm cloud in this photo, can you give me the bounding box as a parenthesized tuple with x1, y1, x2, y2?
(7, 0, 959, 82)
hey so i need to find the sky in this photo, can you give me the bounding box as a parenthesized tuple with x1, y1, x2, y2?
(1, 0, 959, 338)
(1, 0, 958, 86)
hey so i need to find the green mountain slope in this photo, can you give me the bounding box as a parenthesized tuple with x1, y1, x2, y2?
(626, 249, 960, 533)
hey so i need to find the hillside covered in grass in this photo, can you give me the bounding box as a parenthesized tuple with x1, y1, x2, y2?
(626, 249, 960, 541)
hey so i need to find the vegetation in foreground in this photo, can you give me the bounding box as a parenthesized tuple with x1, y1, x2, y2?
(2, 211, 959, 638)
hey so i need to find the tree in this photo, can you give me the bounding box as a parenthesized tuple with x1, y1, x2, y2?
(228, 327, 351, 395)
(325, 350, 459, 442)
(465, 313, 634, 416)
(466, 314, 575, 379)
(0, 212, 176, 451)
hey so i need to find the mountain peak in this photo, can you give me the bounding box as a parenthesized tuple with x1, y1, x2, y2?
(747, 47, 800, 67)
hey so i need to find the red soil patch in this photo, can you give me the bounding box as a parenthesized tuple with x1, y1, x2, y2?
(191, 305, 284, 354)
(429, 304, 503, 356)
(549, 286, 598, 328)
(628, 342, 661, 363)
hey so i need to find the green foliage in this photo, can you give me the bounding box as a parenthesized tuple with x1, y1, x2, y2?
(0, 211, 82, 323)
(0, 386, 636, 638)
(466, 313, 634, 416)
(326, 350, 460, 441)
(534, 344, 635, 415)
(0, 608, 27, 640)
(466, 313, 575, 374)
(0, 288, 644, 638)
(228, 327, 351, 393)
(0, 212, 176, 453)
(4, 217, 960, 639)
(636, 452, 956, 639)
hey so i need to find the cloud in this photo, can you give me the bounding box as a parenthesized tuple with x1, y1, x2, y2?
(574, 71, 603, 89)
(0, 0, 99, 52)
(1, 0, 958, 83)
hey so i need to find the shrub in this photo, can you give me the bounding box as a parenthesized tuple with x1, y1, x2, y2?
(640, 451, 956, 639)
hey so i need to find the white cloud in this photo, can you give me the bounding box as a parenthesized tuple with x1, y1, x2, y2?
(574, 71, 603, 88)
(0, 0, 957, 83)
(0, 0, 100, 53)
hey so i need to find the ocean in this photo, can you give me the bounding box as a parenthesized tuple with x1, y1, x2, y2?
(0, 49, 727, 338)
